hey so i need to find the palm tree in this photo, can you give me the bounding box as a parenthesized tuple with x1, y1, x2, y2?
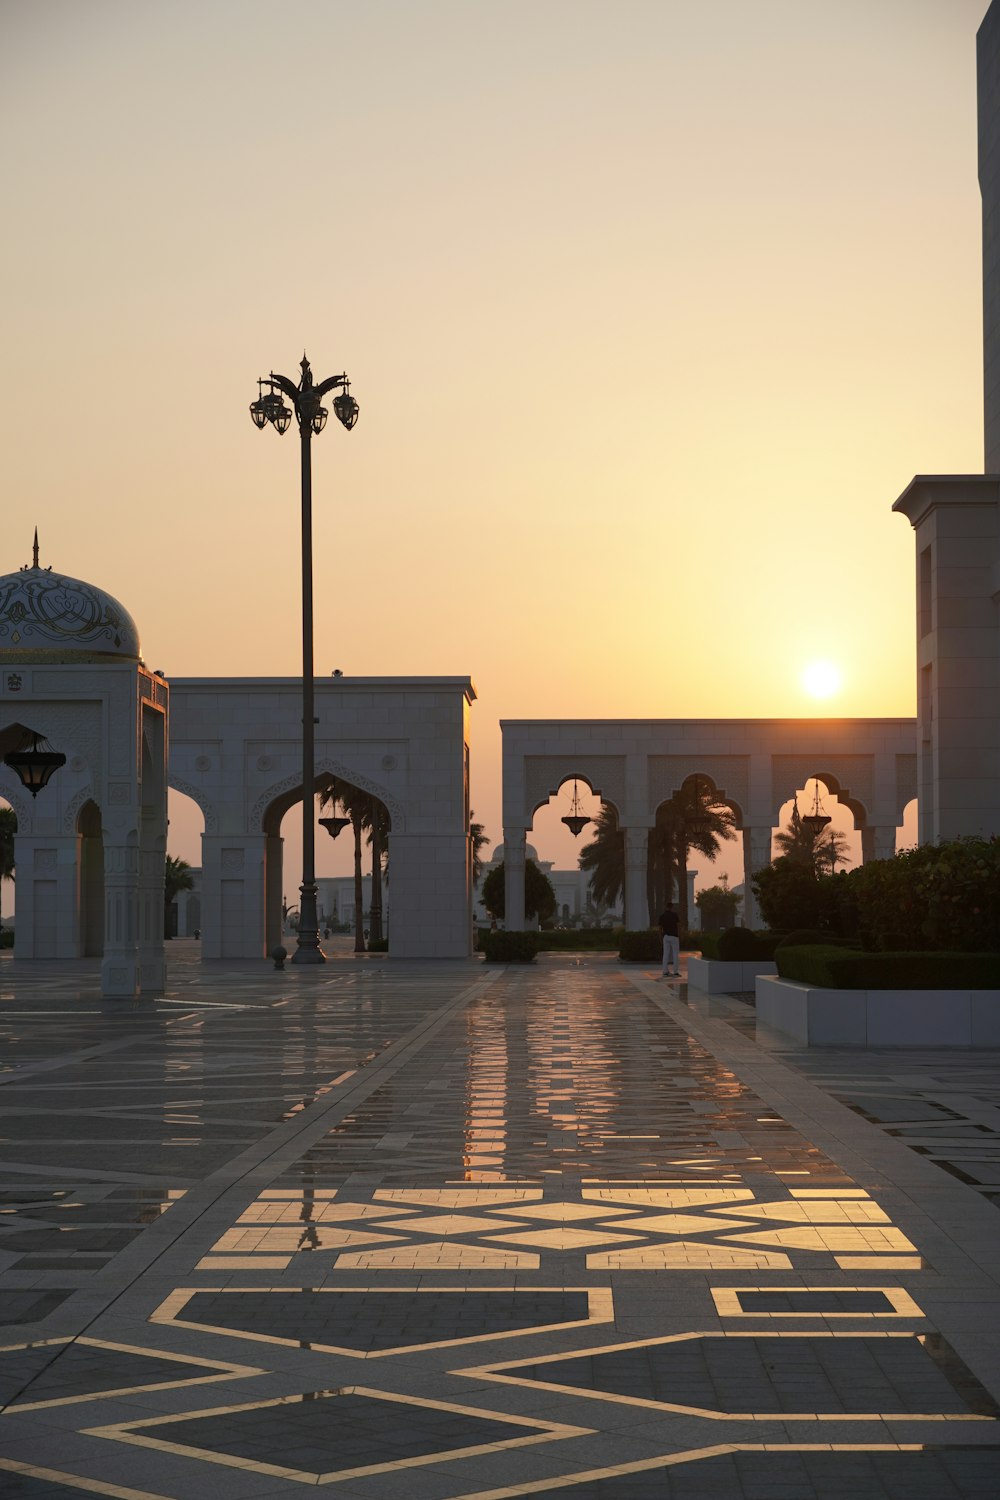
(470, 811, 490, 891)
(0, 806, 16, 934)
(318, 779, 369, 952)
(774, 791, 852, 875)
(164, 855, 194, 938)
(669, 776, 738, 932)
(366, 799, 390, 944)
(578, 805, 625, 909)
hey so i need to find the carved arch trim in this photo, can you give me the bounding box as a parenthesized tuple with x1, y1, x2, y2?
(250, 759, 406, 834)
(648, 756, 749, 823)
(168, 775, 219, 834)
(62, 786, 96, 834)
(770, 755, 874, 826)
(0, 771, 33, 834)
(523, 756, 626, 822)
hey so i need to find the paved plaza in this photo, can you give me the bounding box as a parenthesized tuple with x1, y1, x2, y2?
(0, 947, 999, 1498)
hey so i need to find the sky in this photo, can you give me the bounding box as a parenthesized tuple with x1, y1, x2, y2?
(0, 0, 988, 891)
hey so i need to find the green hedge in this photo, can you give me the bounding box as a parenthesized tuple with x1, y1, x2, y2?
(0, 929, 12, 949)
(698, 930, 722, 959)
(366, 938, 389, 953)
(698, 929, 780, 961)
(717, 926, 758, 961)
(776, 945, 1000, 990)
(618, 930, 663, 962)
(480, 930, 541, 963)
(849, 837, 1000, 953)
(536, 929, 623, 951)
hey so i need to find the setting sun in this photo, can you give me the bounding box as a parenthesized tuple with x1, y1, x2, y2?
(803, 661, 842, 699)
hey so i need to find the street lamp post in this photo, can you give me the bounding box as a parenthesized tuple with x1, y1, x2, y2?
(251, 355, 359, 964)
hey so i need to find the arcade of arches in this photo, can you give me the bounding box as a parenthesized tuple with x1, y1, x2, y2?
(500, 718, 917, 931)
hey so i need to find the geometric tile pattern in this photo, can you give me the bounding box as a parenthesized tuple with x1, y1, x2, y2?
(0, 1337, 260, 1411)
(469, 1332, 1000, 1420)
(192, 1181, 922, 1276)
(151, 1286, 609, 1356)
(2, 951, 999, 1500)
(0, 1464, 177, 1500)
(455, 1446, 1000, 1500)
(709, 1285, 924, 1318)
(84, 1387, 590, 1485)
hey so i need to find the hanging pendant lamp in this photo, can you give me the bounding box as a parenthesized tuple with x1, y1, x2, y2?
(561, 778, 592, 838)
(4, 731, 66, 797)
(800, 781, 832, 835)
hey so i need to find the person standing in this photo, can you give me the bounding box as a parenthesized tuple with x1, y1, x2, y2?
(658, 903, 680, 978)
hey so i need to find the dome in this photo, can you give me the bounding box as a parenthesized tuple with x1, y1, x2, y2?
(0, 562, 141, 662)
(490, 843, 539, 864)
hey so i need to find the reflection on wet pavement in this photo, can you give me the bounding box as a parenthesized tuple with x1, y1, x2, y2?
(0, 952, 997, 1499)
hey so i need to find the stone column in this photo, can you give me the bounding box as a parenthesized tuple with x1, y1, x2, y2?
(137, 834, 166, 993)
(101, 837, 140, 998)
(201, 836, 267, 959)
(265, 833, 284, 952)
(503, 830, 526, 931)
(14, 836, 79, 959)
(623, 826, 649, 930)
(381, 831, 470, 956)
(741, 827, 772, 930)
(861, 826, 897, 864)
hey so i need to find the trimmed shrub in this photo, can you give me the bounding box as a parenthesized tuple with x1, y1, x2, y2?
(537, 929, 622, 952)
(753, 932, 782, 960)
(481, 930, 541, 963)
(618, 930, 663, 963)
(0, 929, 12, 949)
(847, 837, 1000, 953)
(680, 929, 703, 950)
(698, 931, 722, 960)
(699, 930, 779, 961)
(776, 945, 1000, 990)
(776, 945, 865, 986)
(776, 928, 829, 950)
(717, 926, 758, 961)
(366, 938, 389, 953)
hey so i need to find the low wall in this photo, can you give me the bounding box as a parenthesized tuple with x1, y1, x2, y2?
(756, 975, 1000, 1047)
(687, 957, 777, 994)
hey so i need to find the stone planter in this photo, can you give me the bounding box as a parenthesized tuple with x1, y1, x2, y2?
(687, 957, 777, 994)
(755, 974, 1000, 1047)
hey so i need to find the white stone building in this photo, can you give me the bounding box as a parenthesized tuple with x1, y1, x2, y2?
(0, 557, 168, 997)
(0, 554, 477, 979)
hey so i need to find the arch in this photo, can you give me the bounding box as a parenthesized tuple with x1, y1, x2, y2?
(167, 775, 218, 833)
(805, 769, 869, 831)
(251, 759, 405, 835)
(897, 796, 918, 854)
(77, 797, 104, 957)
(648, 757, 750, 821)
(659, 770, 745, 828)
(771, 756, 873, 828)
(528, 771, 622, 824)
(0, 772, 33, 835)
(61, 785, 95, 835)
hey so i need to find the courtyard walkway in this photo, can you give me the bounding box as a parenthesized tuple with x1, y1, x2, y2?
(0, 947, 998, 1498)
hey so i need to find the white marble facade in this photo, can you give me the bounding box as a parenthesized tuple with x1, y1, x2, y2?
(168, 676, 475, 959)
(0, 563, 168, 998)
(894, 477, 1000, 843)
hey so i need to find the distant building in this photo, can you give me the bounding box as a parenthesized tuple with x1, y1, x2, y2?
(472, 843, 696, 928)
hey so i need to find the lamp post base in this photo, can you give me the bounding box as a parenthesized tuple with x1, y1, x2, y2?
(291, 942, 327, 965)
(292, 881, 326, 963)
